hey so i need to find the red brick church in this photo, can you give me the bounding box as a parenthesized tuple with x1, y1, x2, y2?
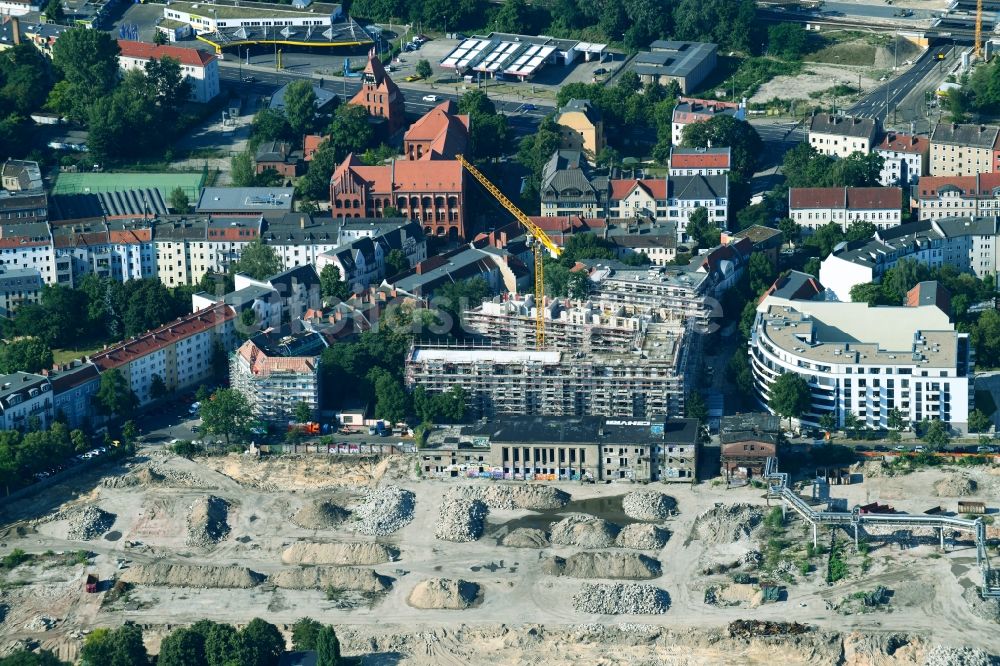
(349, 50, 406, 137)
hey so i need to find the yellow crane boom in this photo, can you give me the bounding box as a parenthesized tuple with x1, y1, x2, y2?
(976, 0, 984, 58)
(456, 154, 562, 348)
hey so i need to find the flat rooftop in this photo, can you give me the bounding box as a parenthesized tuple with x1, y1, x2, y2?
(166, 0, 342, 20)
(410, 348, 561, 364)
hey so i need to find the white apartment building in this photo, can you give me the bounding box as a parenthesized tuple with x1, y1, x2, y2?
(52, 221, 155, 287)
(929, 123, 1000, 177)
(789, 187, 902, 232)
(0, 372, 52, 431)
(315, 220, 426, 292)
(807, 113, 880, 159)
(916, 173, 1000, 221)
(230, 331, 324, 423)
(0, 223, 55, 284)
(667, 146, 731, 176)
(750, 295, 973, 431)
(875, 132, 928, 186)
(117, 40, 220, 103)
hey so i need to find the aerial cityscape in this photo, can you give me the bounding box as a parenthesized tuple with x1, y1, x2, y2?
(1, 0, 1000, 663)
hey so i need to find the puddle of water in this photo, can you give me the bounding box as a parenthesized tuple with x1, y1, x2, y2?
(104, 530, 122, 541)
(488, 494, 643, 538)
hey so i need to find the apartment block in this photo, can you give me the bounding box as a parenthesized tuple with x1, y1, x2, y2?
(671, 97, 745, 146)
(230, 329, 325, 423)
(789, 187, 902, 232)
(807, 113, 880, 158)
(916, 173, 1000, 221)
(929, 123, 1000, 177)
(554, 98, 604, 158)
(0, 268, 42, 317)
(540, 150, 608, 218)
(117, 39, 220, 103)
(47, 361, 101, 430)
(876, 132, 928, 186)
(0, 372, 52, 431)
(315, 220, 426, 292)
(668, 146, 731, 176)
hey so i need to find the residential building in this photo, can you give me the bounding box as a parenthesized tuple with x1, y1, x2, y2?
(632, 41, 717, 94)
(388, 240, 531, 298)
(230, 329, 324, 423)
(0, 223, 54, 285)
(0, 0, 39, 17)
(875, 132, 928, 186)
(807, 113, 880, 158)
(47, 361, 101, 429)
(929, 123, 1000, 176)
(51, 219, 156, 287)
(0, 190, 47, 224)
(719, 413, 780, 484)
(554, 98, 604, 159)
(259, 214, 342, 268)
(607, 178, 665, 221)
(788, 187, 902, 232)
(117, 40, 220, 103)
(760, 270, 824, 302)
(303, 134, 326, 161)
(671, 97, 746, 146)
(668, 146, 731, 176)
(721, 225, 784, 268)
(329, 154, 467, 240)
(421, 416, 700, 482)
(0, 268, 41, 316)
(349, 50, 406, 137)
(255, 141, 303, 178)
(0, 372, 52, 432)
(749, 294, 973, 431)
(153, 217, 207, 287)
(403, 100, 469, 161)
(234, 264, 321, 323)
(601, 219, 678, 265)
(90, 303, 237, 406)
(539, 150, 608, 218)
(195, 187, 294, 217)
(523, 215, 607, 247)
(916, 173, 1000, 221)
(315, 220, 425, 292)
(193, 281, 282, 334)
(1, 159, 42, 191)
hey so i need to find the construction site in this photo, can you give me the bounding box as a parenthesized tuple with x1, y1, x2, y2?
(0, 445, 999, 663)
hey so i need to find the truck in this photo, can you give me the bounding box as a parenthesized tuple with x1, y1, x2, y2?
(85, 573, 99, 593)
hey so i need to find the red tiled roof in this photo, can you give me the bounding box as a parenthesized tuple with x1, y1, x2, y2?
(117, 40, 216, 68)
(670, 152, 731, 168)
(91, 304, 235, 371)
(109, 228, 152, 243)
(916, 173, 1000, 198)
(877, 132, 929, 154)
(304, 134, 327, 161)
(609, 179, 667, 201)
(236, 338, 317, 376)
(404, 101, 470, 161)
(847, 187, 901, 209)
(790, 187, 901, 210)
(333, 155, 464, 193)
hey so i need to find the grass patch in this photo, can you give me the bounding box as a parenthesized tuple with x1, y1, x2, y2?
(803, 32, 886, 67)
(808, 83, 858, 99)
(827, 538, 849, 583)
(0, 549, 30, 570)
(52, 344, 106, 366)
(712, 57, 803, 100)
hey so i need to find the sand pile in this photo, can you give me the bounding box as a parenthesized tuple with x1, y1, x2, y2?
(187, 496, 231, 547)
(621, 490, 676, 521)
(406, 578, 481, 609)
(66, 506, 116, 540)
(615, 523, 669, 550)
(501, 528, 550, 548)
(291, 499, 351, 529)
(435, 498, 488, 542)
(281, 542, 398, 566)
(543, 552, 661, 579)
(121, 563, 264, 589)
(924, 646, 996, 666)
(933, 475, 978, 497)
(270, 567, 391, 593)
(448, 484, 570, 510)
(549, 514, 620, 548)
(572, 582, 670, 614)
(353, 486, 415, 536)
(690, 504, 764, 544)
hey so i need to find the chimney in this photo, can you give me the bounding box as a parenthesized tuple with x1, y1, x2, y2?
(300, 216, 306, 229)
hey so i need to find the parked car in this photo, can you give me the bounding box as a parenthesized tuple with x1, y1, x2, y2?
(893, 445, 907, 452)
(593, 67, 608, 75)
(522, 103, 537, 111)
(913, 445, 925, 453)
(242, 76, 256, 83)
(422, 94, 438, 102)
(977, 445, 997, 453)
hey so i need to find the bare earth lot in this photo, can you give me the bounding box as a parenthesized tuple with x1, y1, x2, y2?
(1, 449, 999, 663)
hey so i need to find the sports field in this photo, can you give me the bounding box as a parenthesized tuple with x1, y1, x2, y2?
(52, 171, 206, 198)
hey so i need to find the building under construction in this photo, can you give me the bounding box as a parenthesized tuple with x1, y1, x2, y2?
(406, 295, 697, 419)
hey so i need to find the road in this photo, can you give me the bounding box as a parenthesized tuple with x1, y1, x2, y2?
(847, 47, 952, 124)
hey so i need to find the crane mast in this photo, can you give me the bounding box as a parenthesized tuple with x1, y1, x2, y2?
(976, 0, 984, 59)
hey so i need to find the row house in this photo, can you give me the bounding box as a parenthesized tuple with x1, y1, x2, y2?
(0, 268, 42, 317)
(330, 154, 467, 240)
(47, 361, 101, 430)
(260, 214, 341, 268)
(668, 146, 731, 176)
(808, 113, 880, 159)
(0, 190, 47, 224)
(789, 187, 902, 232)
(916, 173, 1000, 221)
(876, 132, 928, 186)
(316, 220, 426, 293)
(929, 123, 1000, 177)
(51, 220, 155, 287)
(0, 222, 55, 284)
(671, 97, 745, 146)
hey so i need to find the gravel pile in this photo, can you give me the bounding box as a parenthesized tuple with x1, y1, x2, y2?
(407, 578, 481, 609)
(963, 587, 1000, 623)
(615, 524, 668, 550)
(353, 486, 415, 536)
(281, 542, 398, 566)
(933, 475, 979, 497)
(549, 514, 620, 548)
(448, 484, 570, 510)
(542, 551, 661, 579)
(690, 504, 764, 544)
(924, 646, 997, 666)
(270, 567, 391, 593)
(66, 506, 116, 540)
(102, 467, 165, 489)
(121, 563, 265, 589)
(621, 490, 676, 521)
(435, 498, 488, 542)
(186, 496, 231, 547)
(291, 499, 351, 529)
(501, 527, 550, 548)
(572, 583, 670, 614)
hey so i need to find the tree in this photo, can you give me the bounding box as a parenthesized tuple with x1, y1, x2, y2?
(886, 407, 905, 431)
(283, 80, 318, 138)
(969, 408, 992, 434)
(200, 388, 254, 447)
(842, 411, 861, 436)
(492, 0, 531, 33)
(673, 0, 759, 52)
(804, 222, 846, 258)
(294, 400, 312, 424)
(747, 252, 776, 295)
(0, 651, 68, 666)
(80, 623, 148, 666)
(360, 143, 397, 166)
(315, 625, 342, 666)
(922, 419, 950, 450)
(157, 627, 205, 666)
(372, 369, 408, 424)
(567, 271, 590, 300)
(517, 116, 562, 205)
(236, 618, 285, 666)
(153, 29, 168, 46)
(415, 59, 432, 79)
(819, 411, 836, 433)
(767, 23, 808, 60)
(94, 368, 138, 419)
(49, 28, 120, 123)
(0, 337, 52, 374)
(43, 0, 65, 22)
(169, 186, 191, 214)
(144, 56, 191, 115)
(595, 146, 621, 170)
(0, 44, 54, 117)
(685, 206, 718, 248)
(686, 391, 708, 423)
(778, 218, 801, 247)
(291, 618, 323, 652)
(971, 309, 1000, 368)
(231, 240, 281, 280)
(320, 264, 350, 302)
(769, 372, 811, 429)
(122, 420, 139, 445)
(188, 620, 239, 666)
(327, 104, 375, 160)
(250, 108, 293, 151)
(385, 249, 409, 276)
(71, 429, 88, 452)
(231, 151, 257, 187)
(297, 141, 337, 200)
(150, 374, 168, 401)
(682, 115, 762, 183)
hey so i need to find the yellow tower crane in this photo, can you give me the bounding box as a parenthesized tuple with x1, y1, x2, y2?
(456, 155, 562, 348)
(976, 0, 984, 59)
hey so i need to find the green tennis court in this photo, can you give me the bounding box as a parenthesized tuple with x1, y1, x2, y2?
(52, 171, 206, 199)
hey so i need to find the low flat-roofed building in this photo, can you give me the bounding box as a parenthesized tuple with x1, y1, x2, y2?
(196, 187, 294, 216)
(633, 40, 717, 94)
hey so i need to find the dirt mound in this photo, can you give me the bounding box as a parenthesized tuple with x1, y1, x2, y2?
(448, 484, 570, 510)
(66, 506, 116, 540)
(542, 551, 661, 579)
(691, 504, 764, 544)
(291, 499, 351, 529)
(572, 582, 670, 614)
(102, 466, 165, 489)
(963, 586, 1000, 623)
(406, 578, 481, 609)
(201, 453, 394, 490)
(435, 498, 488, 542)
(621, 490, 676, 521)
(281, 542, 398, 566)
(549, 514, 620, 548)
(933, 475, 979, 497)
(186, 496, 231, 547)
(121, 563, 264, 589)
(270, 567, 391, 593)
(615, 523, 668, 550)
(353, 486, 415, 536)
(501, 528, 549, 548)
